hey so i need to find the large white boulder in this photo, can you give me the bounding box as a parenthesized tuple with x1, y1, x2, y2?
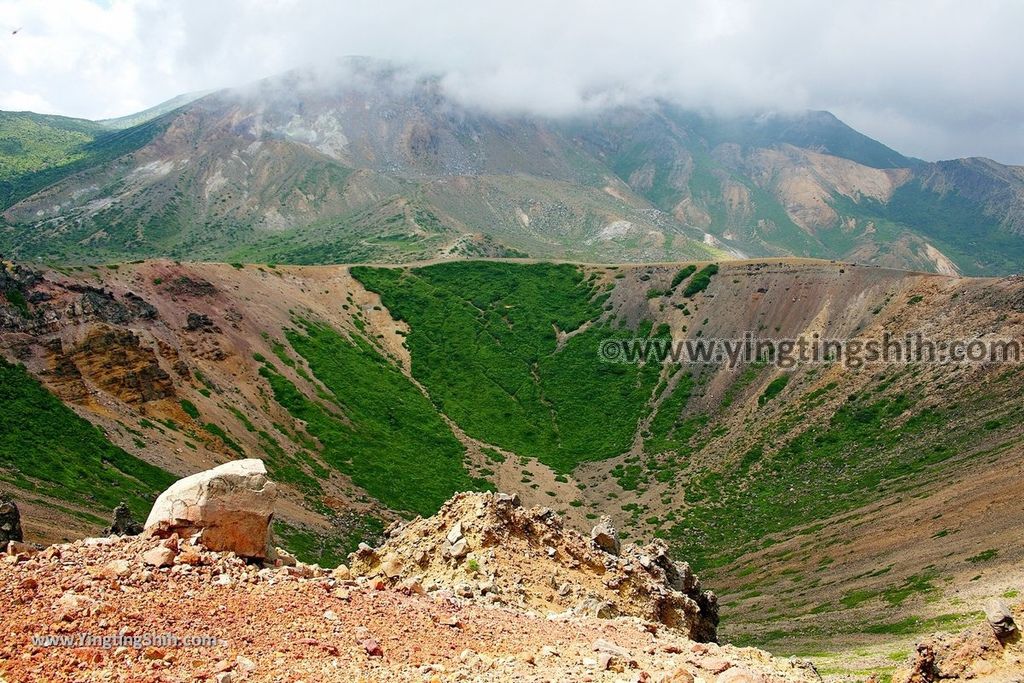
(145, 459, 277, 558)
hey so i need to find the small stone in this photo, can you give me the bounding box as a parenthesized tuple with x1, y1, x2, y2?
(331, 564, 351, 580)
(56, 591, 93, 616)
(104, 559, 131, 577)
(286, 562, 317, 578)
(446, 521, 464, 544)
(575, 598, 616, 619)
(176, 548, 203, 565)
(215, 673, 233, 683)
(450, 538, 469, 559)
(6, 540, 36, 557)
(324, 610, 339, 622)
(84, 536, 116, 547)
(591, 516, 621, 555)
(361, 638, 383, 657)
(597, 652, 613, 670)
(272, 546, 297, 567)
(592, 638, 630, 660)
(702, 658, 731, 674)
(969, 660, 995, 677)
(141, 546, 177, 568)
(668, 667, 694, 683)
(381, 554, 403, 578)
(716, 669, 764, 683)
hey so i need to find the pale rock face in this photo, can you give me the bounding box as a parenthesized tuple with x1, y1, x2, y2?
(985, 598, 1017, 639)
(590, 516, 620, 556)
(144, 459, 277, 558)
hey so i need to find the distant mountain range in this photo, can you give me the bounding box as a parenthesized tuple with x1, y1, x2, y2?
(2, 58, 1024, 274)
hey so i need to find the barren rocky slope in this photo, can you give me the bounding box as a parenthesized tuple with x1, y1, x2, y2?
(1, 256, 1022, 676)
(1, 483, 1019, 683)
(0, 490, 822, 683)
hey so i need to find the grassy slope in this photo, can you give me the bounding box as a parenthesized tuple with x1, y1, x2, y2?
(0, 111, 169, 210)
(0, 112, 100, 181)
(354, 262, 661, 473)
(351, 263, 1019, 584)
(259, 319, 484, 517)
(0, 357, 175, 522)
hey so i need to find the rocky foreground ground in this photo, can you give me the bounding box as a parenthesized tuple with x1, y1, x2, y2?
(0, 482, 1020, 682)
(0, 536, 821, 683)
(0, 484, 826, 683)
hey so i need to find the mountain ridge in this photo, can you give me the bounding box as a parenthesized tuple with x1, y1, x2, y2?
(2, 59, 1024, 274)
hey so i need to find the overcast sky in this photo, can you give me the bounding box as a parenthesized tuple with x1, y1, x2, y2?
(2, 0, 1022, 164)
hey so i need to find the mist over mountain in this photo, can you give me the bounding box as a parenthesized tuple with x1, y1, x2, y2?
(1, 58, 1023, 274)
(4, 0, 1024, 164)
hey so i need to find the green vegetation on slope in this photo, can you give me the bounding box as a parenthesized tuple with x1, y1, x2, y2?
(827, 180, 1024, 276)
(0, 112, 97, 181)
(884, 181, 1024, 275)
(683, 263, 719, 297)
(259, 319, 482, 516)
(670, 265, 697, 290)
(353, 262, 660, 473)
(758, 375, 790, 406)
(0, 357, 175, 521)
(0, 112, 170, 210)
(666, 391, 956, 569)
(273, 515, 384, 568)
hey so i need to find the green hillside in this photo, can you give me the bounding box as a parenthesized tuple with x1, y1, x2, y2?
(0, 357, 175, 522)
(354, 262, 662, 472)
(0, 111, 169, 210)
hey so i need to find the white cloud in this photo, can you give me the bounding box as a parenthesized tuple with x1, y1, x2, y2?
(0, 89, 56, 112)
(1, 0, 1023, 163)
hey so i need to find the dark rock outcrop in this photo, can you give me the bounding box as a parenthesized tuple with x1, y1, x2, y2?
(185, 312, 218, 333)
(104, 502, 144, 537)
(0, 491, 24, 546)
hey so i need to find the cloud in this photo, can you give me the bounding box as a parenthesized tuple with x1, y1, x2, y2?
(1, 0, 1023, 163)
